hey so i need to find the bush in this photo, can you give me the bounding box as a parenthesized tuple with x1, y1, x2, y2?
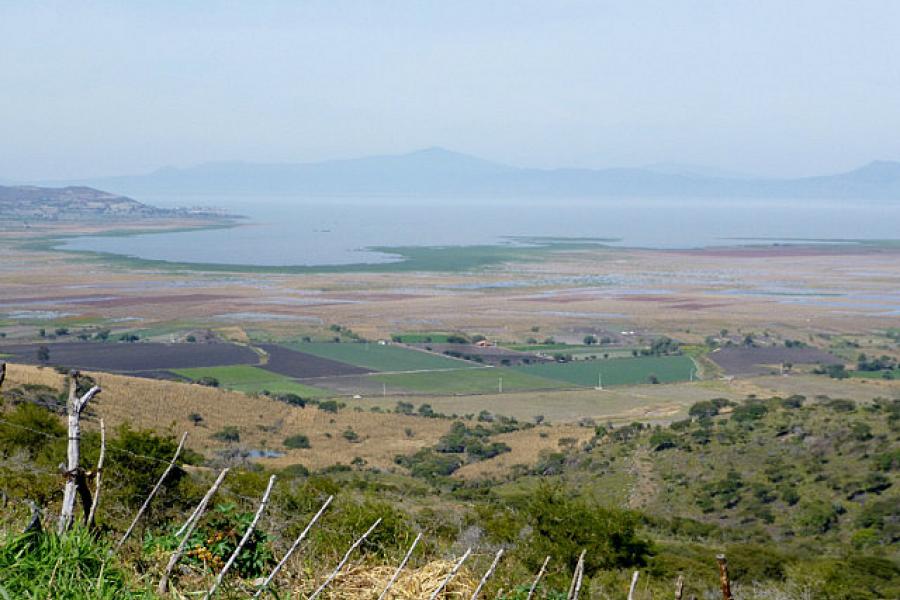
(283, 434, 311, 449)
(318, 400, 340, 413)
(196, 376, 219, 387)
(212, 426, 240, 443)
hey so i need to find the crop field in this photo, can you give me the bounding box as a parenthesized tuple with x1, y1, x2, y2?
(283, 341, 471, 372)
(707, 346, 842, 376)
(372, 366, 567, 394)
(0, 341, 258, 373)
(172, 365, 331, 397)
(256, 344, 372, 378)
(390, 332, 463, 343)
(515, 355, 696, 387)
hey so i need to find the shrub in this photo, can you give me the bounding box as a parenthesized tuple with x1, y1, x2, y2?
(196, 376, 219, 387)
(318, 400, 340, 413)
(283, 434, 311, 449)
(212, 426, 240, 443)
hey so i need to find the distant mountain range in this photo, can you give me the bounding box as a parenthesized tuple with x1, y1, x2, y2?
(33, 148, 900, 200)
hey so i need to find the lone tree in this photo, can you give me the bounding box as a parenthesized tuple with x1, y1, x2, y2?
(583, 335, 597, 345)
(37, 345, 50, 364)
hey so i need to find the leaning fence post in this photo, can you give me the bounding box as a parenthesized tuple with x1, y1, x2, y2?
(58, 372, 101, 534)
(203, 475, 276, 599)
(567, 550, 585, 600)
(308, 518, 382, 600)
(627, 570, 640, 600)
(470, 548, 504, 600)
(0, 361, 6, 389)
(253, 495, 333, 598)
(86, 419, 106, 527)
(113, 432, 188, 554)
(525, 556, 551, 600)
(715, 555, 734, 600)
(428, 548, 472, 600)
(158, 467, 229, 595)
(675, 574, 684, 599)
(378, 532, 423, 600)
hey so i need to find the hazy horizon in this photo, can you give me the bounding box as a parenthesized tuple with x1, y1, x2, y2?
(3, 1, 900, 181)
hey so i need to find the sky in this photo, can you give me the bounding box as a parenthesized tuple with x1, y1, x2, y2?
(2, 1, 900, 181)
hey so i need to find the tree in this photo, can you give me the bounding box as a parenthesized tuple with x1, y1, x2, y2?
(583, 335, 597, 345)
(189, 413, 204, 426)
(36, 345, 50, 364)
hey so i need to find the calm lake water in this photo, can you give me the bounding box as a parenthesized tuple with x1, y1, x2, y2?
(59, 195, 900, 267)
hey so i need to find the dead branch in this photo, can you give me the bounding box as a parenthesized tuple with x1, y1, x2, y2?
(58, 373, 100, 534)
(627, 571, 640, 600)
(253, 494, 333, 598)
(158, 467, 229, 595)
(308, 518, 382, 600)
(377, 532, 422, 600)
(203, 474, 275, 599)
(567, 550, 585, 600)
(525, 556, 551, 600)
(470, 548, 504, 600)
(429, 548, 472, 600)
(113, 432, 188, 554)
(716, 555, 734, 600)
(86, 419, 106, 527)
(23, 500, 42, 534)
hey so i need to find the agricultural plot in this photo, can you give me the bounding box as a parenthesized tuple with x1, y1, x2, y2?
(372, 367, 566, 395)
(172, 365, 331, 397)
(708, 346, 841, 376)
(390, 332, 463, 343)
(515, 355, 695, 387)
(256, 344, 372, 378)
(0, 341, 258, 374)
(283, 341, 471, 372)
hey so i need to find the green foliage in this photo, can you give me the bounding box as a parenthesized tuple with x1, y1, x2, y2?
(212, 425, 240, 443)
(0, 527, 146, 599)
(0, 402, 65, 458)
(519, 484, 651, 582)
(283, 434, 311, 449)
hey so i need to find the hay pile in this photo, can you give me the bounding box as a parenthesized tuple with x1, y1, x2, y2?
(320, 559, 477, 599)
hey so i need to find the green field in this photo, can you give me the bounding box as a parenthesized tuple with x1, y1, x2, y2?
(284, 341, 472, 372)
(390, 333, 464, 343)
(172, 365, 331, 397)
(503, 343, 585, 352)
(373, 367, 568, 394)
(515, 355, 695, 387)
(849, 369, 896, 380)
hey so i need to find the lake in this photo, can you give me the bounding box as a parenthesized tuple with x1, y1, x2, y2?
(57, 195, 900, 267)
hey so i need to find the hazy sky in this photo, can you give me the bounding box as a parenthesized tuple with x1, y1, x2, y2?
(2, 1, 900, 180)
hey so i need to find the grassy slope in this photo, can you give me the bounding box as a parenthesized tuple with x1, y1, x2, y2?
(283, 341, 472, 372)
(515, 355, 695, 386)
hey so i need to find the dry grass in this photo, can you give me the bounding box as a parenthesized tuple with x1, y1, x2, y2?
(312, 559, 477, 599)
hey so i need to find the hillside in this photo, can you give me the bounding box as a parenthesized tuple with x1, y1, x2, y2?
(52, 148, 900, 200)
(0, 361, 897, 598)
(0, 184, 227, 221)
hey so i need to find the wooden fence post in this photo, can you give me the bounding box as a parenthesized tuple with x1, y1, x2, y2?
(675, 574, 684, 599)
(158, 468, 229, 595)
(715, 554, 734, 600)
(470, 548, 504, 600)
(253, 495, 333, 598)
(203, 475, 276, 599)
(525, 556, 551, 600)
(86, 419, 105, 527)
(378, 532, 423, 600)
(113, 432, 187, 554)
(567, 550, 585, 600)
(429, 548, 472, 600)
(58, 372, 101, 534)
(627, 571, 640, 600)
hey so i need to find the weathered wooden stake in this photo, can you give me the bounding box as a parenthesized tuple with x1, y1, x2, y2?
(428, 548, 472, 600)
(470, 548, 504, 600)
(567, 550, 585, 600)
(675, 574, 684, 599)
(253, 495, 333, 598)
(203, 474, 276, 599)
(308, 518, 382, 600)
(0, 361, 6, 389)
(113, 432, 188, 554)
(86, 419, 105, 527)
(58, 372, 101, 534)
(715, 554, 734, 600)
(158, 467, 229, 595)
(627, 570, 640, 600)
(525, 556, 551, 600)
(377, 532, 423, 600)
